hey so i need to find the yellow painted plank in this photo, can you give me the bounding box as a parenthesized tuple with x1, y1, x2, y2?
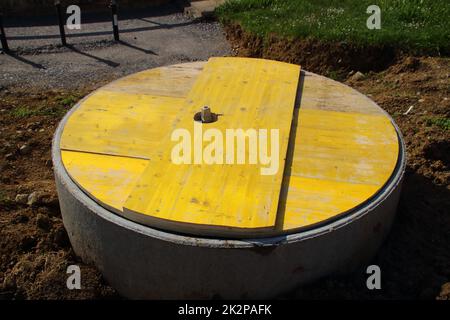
(291, 109, 398, 185)
(103, 63, 204, 98)
(61, 150, 149, 211)
(299, 73, 384, 115)
(123, 57, 300, 235)
(281, 176, 380, 229)
(60, 91, 185, 159)
(281, 108, 399, 231)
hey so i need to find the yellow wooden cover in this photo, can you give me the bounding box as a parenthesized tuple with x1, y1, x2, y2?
(60, 58, 400, 238)
(122, 58, 300, 236)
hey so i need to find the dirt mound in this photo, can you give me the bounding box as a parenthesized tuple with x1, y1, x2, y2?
(225, 24, 399, 76)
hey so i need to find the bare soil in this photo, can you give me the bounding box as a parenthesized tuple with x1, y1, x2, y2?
(0, 87, 119, 299)
(0, 25, 449, 299)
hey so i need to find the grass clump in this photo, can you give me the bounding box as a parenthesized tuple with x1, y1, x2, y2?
(217, 0, 450, 53)
(426, 117, 450, 130)
(10, 106, 39, 118)
(57, 95, 78, 107)
(8, 94, 81, 119)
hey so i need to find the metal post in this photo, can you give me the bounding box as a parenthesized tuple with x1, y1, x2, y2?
(0, 13, 9, 53)
(55, 0, 67, 46)
(110, 0, 119, 41)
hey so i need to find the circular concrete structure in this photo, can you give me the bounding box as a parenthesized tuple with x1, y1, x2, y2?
(52, 59, 405, 299)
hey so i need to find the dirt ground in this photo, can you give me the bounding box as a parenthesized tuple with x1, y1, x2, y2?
(0, 17, 449, 300)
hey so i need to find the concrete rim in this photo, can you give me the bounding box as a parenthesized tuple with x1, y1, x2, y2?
(52, 64, 406, 249)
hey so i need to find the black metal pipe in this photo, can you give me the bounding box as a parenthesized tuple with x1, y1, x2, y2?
(110, 0, 119, 41)
(0, 13, 9, 53)
(55, 0, 67, 46)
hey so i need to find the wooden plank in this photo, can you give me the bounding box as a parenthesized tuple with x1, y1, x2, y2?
(281, 176, 380, 229)
(61, 151, 149, 211)
(299, 72, 385, 115)
(292, 109, 398, 185)
(280, 108, 399, 231)
(123, 57, 301, 236)
(103, 63, 204, 98)
(60, 92, 185, 159)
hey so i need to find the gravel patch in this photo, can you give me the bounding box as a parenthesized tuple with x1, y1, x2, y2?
(0, 9, 231, 90)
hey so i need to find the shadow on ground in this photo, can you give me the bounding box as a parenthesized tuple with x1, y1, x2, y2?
(289, 171, 450, 299)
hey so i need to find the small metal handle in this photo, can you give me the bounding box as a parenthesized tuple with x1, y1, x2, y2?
(201, 106, 213, 123)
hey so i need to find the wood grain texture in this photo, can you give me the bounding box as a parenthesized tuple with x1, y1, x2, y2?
(59, 59, 400, 237)
(123, 58, 301, 236)
(61, 150, 149, 211)
(60, 91, 185, 159)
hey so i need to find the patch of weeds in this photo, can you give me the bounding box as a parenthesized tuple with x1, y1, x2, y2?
(39, 106, 67, 117)
(426, 117, 450, 130)
(22, 94, 81, 118)
(43, 94, 81, 118)
(327, 70, 342, 81)
(57, 95, 78, 107)
(10, 106, 38, 118)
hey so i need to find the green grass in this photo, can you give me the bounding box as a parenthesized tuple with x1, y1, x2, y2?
(8, 94, 81, 119)
(57, 95, 78, 107)
(426, 117, 450, 130)
(217, 0, 450, 53)
(10, 106, 39, 118)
